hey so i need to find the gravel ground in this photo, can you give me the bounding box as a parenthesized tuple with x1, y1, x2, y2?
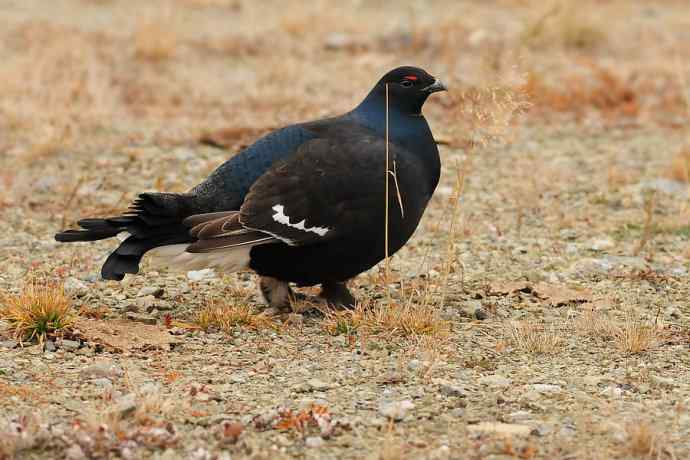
(2, 124, 689, 459)
(1, 1, 689, 459)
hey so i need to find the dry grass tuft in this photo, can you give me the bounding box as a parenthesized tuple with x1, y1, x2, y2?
(622, 420, 668, 459)
(134, 22, 177, 61)
(0, 282, 74, 342)
(521, 0, 607, 50)
(322, 300, 450, 339)
(575, 307, 621, 338)
(506, 321, 563, 354)
(524, 65, 639, 119)
(0, 382, 39, 401)
(196, 299, 275, 332)
(132, 392, 178, 426)
(0, 414, 48, 460)
(614, 315, 664, 354)
(668, 147, 690, 183)
(576, 308, 665, 354)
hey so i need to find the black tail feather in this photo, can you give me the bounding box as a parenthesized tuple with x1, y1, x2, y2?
(55, 192, 198, 280)
(55, 228, 121, 242)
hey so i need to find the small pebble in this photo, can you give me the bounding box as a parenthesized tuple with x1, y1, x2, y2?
(0, 340, 18, 349)
(530, 384, 561, 394)
(91, 378, 113, 388)
(138, 286, 164, 298)
(65, 444, 86, 460)
(81, 361, 123, 379)
(408, 359, 422, 371)
(434, 379, 466, 397)
(306, 378, 330, 391)
(187, 269, 216, 281)
(61, 339, 80, 351)
(305, 436, 325, 448)
(114, 393, 138, 417)
(479, 375, 512, 388)
(650, 375, 675, 388)
(125, 312, 157, 325)
(379, 400, 414, 421)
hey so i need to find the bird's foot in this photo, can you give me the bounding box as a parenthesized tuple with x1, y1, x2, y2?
(259, 276, 316, 315)
(319, 282, 356, 310)
(259, 276, 293, 315)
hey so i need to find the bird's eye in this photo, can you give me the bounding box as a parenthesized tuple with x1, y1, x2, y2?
(400, 79, 414, 87)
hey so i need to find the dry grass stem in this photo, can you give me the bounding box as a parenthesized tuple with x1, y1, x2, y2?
(634, 191, 656, 256)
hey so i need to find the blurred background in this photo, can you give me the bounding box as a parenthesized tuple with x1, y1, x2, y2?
(0, 0, 689, 270)
(2, 0, 688, 155)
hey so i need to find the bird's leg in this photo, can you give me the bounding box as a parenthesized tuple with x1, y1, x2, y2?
(319, 281, 356, 310)
(259, 276, 293, 314)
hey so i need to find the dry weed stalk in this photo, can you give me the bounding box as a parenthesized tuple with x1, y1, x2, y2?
(634, 190, 656, 256)
(438, 162, 466, 309)
(506, 321, 563, 354)
(0, 282, 74, 342)
(374, 426, 406, 460)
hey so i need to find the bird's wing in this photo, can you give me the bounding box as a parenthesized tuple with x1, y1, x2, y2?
(190, 125, 317, 211)
(238, 131, 400, 246)
(182, 211, 277, 253)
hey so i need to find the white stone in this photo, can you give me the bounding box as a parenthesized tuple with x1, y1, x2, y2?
(305, 436, 324, 448)
(187, 268, 216, 281)
(379, 400, 414, 421)
(530, 384, 562, 394)
(589, 238, 614, 251)
(468, 422, 531, 436)
(479, 374, 512, 388)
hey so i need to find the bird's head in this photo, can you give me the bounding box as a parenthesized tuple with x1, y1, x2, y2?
(368, 66, 447, 115)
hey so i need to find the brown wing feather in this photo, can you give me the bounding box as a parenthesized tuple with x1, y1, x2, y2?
(183, 211, 238, 228)
(186, 233, 274, 253)
(183, 210, 277, 253)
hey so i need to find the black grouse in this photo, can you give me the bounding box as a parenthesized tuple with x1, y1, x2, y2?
(55, 66, 446, 310)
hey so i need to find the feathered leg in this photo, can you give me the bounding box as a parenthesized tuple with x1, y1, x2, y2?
(259, 276, 293, 314)
(320, 281, 356, 310)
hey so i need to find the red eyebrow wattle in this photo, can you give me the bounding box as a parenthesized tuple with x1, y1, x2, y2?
(404, 75, 418, 81)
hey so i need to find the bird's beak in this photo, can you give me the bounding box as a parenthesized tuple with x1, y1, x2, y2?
(422, 78, 447, 94)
